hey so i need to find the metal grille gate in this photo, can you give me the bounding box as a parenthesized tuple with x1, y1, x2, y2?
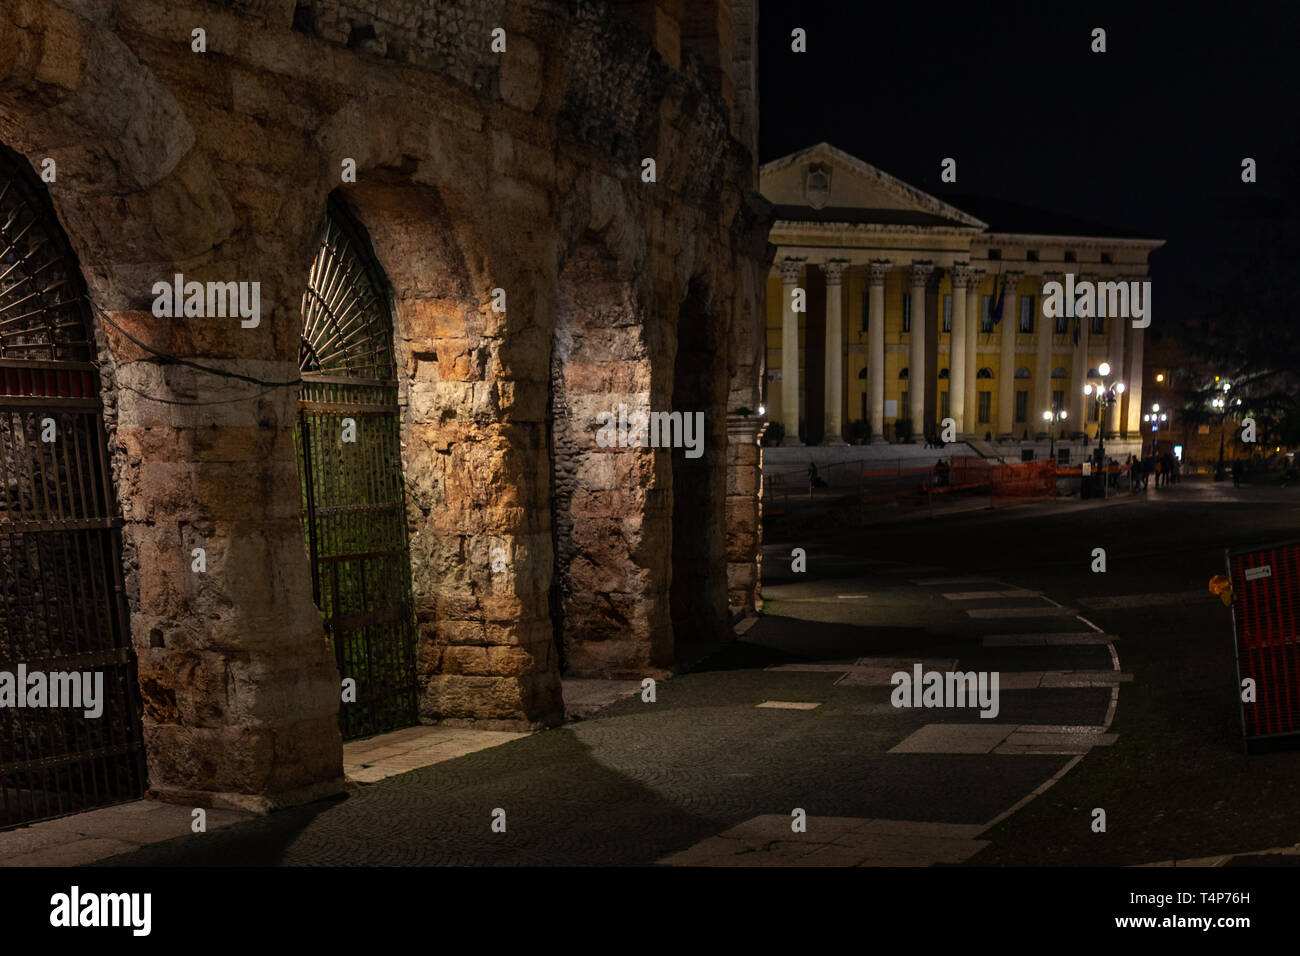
(0, 146, 145, 829)
(296, 201, 418, 740)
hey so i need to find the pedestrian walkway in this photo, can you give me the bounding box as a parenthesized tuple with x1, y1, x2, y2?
(0, 553, 1134, 868)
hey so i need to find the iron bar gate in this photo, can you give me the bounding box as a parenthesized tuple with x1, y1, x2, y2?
(296, 201, 418, 740)
(0, 146, 145, 830)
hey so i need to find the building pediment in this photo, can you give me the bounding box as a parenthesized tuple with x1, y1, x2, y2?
(760, 142, 986, 229)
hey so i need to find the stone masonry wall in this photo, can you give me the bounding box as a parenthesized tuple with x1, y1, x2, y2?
(0, 0, 768, 805)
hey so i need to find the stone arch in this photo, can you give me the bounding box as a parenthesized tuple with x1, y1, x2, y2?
(1015, 367, 1031, 379)
(295, 196, 419, 740)
(977, 367, 995, 379)
(0, 142, 145, 826)
(549, 231, 672, 677)
(334, 173, 562, 727)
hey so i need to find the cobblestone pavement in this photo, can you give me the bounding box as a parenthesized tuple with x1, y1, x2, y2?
(87, 537, 1122, 866)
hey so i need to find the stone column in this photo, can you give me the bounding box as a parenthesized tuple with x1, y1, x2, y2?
(964, 271, 982, 438)
(949, 263, 970, 434)
(1070, 277, 1091, 434)
(997, 272, 1021, 438)
(1034, 273, 1056, 437)
(868, 260, 889, 442)
(1125, 277, 1147, 438)
(820, 258, 849, 443)
(780, 257, 804, 445)
(908, 260, 932, 440)
(1107, 281, 1126, 439)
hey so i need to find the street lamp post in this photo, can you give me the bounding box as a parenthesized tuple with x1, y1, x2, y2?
(1082, 362, 1125, 498)
(1042, 408, 1067, 462)
(1212, 381, 1232, 481)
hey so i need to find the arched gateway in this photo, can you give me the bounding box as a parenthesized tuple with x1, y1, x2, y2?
(296, 199, 419, 740)
(0, 145, 145, 828)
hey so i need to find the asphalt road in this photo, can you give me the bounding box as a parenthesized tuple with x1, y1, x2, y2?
(779, 477, 1300, 864)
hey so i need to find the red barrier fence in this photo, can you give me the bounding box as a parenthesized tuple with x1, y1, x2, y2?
(1226, 540, 1300, 747)
(992, 460, 1057, 498)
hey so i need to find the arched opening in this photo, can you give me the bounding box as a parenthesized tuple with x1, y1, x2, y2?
(549, 236, 672, 676)
(0, 144, 145, 827)
(295, 197, 418, 740)
(671, 277, 728, 645)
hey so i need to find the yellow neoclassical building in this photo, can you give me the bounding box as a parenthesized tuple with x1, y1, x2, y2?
(763, 143, 1165, 449)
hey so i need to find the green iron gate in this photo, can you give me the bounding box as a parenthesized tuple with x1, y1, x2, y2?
(0, 145, 145, 829)
(296, 201, 419, 740)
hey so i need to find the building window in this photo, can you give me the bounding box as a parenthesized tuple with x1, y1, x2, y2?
(1019, 295, 1034, 333)
(988, 249, 1001, 261)
(902, 292, 911, 332)
(1052, 389, 1064, 412)
(976, 367, 994, 379)
(977, 392, 991, 424)
(861, 291, 869, 332)
(1101, 252, 1113, 264)
(980, 295, 993, 332)
(942, 294, 952, 332)
(901, 390, 909, 413)
(1091, 315, 1105, 334)
(1014, 367, 1031, 379)
(861, 392, 867, 421)
(1064, 250, 1077, 263)
(940, 390, 950, 421)
(1015, 390, 1028, 423)
(1026, 250, 1039, 262)
(1056, 312, 1069, 334)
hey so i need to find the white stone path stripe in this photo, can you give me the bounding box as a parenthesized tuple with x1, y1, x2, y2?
(1078, 590, 1210, 609)
(910, 576, 999, 586)
(942, 589, 1042, 600)
(983, 632, 1117, 646)
(966, 606, 1079, 619)
(658, 815, 990, 867)
(756, 700, 821, 710)
(889, 723, 1118, 755)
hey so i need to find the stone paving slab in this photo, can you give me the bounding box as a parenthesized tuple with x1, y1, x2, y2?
(911, 576, 1000, 586)
(562, 678, 643, 718)
(888, 723, 1014, 754)
(658, 814, 990, 867)
(943, 590, 1042, 600)
(890, 723, 1117, 755)
(756, 700, 821, 710)
(343, 726, 529, 782)
(1079, 590, 1210, 610)
(967, 606, 1080, 619)
(0, 801, 255, 866)
(983, 632, 1116, 646)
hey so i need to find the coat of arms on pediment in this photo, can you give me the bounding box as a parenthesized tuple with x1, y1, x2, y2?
(803, 162, 832, 209)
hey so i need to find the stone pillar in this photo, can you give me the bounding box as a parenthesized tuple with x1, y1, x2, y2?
(780, 257, 804, 445)
(726, 414, 764, 618)
(1125, 281, 1147, 438)
(908, 260, 931, 440)
(1070, 279, 1091, 434)
(867, 260, 889, 442)
(997, 272, 1021, 438)
(949, 263, 970, 434)
(964, 272, 982, 438)
(820, 258, 848, 443)
(1107, 284, 1126, 439)
(1034, 272, 1055, 437)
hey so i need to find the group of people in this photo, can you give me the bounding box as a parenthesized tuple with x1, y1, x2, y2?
(1126, 451, 1180, 492)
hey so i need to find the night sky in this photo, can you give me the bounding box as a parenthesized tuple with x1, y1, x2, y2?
(757, 1, 1296, 338)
